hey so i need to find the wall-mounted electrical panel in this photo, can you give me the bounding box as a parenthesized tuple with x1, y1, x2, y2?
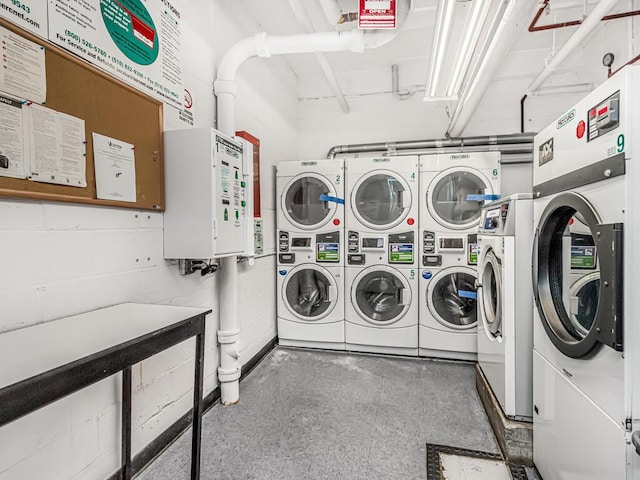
(163, 128, 247, 259)
(236, 136, 256, 257)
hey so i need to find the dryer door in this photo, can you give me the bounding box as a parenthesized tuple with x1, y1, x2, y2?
(427, 167, 493, 230)
(532, 192, 623, 358)
(281, 173, 337, 230)
(427, 266, 478, 330)
(351, 170, 411, 230)
(479, 247, 503, 339)
(352, 266, 411, 325)
(282, 264, 338, 322)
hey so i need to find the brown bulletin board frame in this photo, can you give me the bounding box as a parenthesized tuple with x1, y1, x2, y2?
(0, 19, 164, 211)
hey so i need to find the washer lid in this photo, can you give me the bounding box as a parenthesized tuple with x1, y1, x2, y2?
(352, 266, 411, 325)
(282, 173, 337, 230)
(479, 248, 502, 339)
(282, 264, 338, 321)
(351, 171, 411, 230)
(533, 191, 623, 358)
(427, 266, 478, 330)
(427, 167, 493, 230)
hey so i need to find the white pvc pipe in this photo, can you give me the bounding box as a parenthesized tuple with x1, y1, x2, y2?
(527, 0, 619, 93)
(447, 0, 539, 137)
(218, 256, 240, 405)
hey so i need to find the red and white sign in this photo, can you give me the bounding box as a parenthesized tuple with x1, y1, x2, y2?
(359, 0, 396, 29)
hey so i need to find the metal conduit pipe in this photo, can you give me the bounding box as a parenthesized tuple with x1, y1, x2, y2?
(326, 133, 535, 158)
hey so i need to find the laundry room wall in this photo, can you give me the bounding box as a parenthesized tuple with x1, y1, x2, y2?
(0, 1, 296, 479)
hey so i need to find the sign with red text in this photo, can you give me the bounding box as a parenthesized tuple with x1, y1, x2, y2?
(359, 0, 396, 29)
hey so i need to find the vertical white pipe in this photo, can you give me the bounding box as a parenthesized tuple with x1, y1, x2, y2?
(526, 0, 619, 93)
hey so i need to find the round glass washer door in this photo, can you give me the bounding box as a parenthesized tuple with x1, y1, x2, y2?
(426, 266, 478, 330)
(479, 247, 502, 340)
(427, 167, 493, 230)
(351, 170, 411, 230)
(282, 264, 338, 322)
(281, 173, 337, 231)
(352, 266, 411, 326)
(532, 191, 622, 358)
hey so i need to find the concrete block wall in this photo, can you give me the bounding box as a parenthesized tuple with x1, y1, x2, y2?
(0, 0, 296, 478)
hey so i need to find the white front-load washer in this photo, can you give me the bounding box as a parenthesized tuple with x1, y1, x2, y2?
(418, 252, 478, 361)
(531, 68, 640, 480)
(345, 265, 418, 356)
(277, 259, 344, 351)
(477, 194, 533, 421)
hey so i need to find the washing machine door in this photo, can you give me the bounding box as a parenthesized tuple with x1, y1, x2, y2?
(352, 266, 411, 325)
(427, 167, 493, 230)
(351, 170, 411, 230)
(282, 264, 338, 321)
(532, 192, 623, 358)
(427, 266, 478, 330)
(281, 173, 337, 230)
(478, 247, 502, 339)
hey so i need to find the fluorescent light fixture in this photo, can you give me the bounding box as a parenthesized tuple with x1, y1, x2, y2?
(424, 0, 495, 103)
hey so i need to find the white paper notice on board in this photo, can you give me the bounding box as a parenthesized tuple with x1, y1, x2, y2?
(93, 133, 137, 202)
(0, 95, 26, 179)
(0, 26, 46, 104)
(25, 102, 87, 187)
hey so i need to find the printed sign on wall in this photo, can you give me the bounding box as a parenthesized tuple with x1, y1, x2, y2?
(0, 0, 48, 38)
(48, 0, 184, 108)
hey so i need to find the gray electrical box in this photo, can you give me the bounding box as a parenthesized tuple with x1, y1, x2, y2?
(163, 128, 247, 259)
(254, 219, 264, 255)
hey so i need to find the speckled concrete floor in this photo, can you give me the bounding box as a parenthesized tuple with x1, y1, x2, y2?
(137, 347, 501, 480)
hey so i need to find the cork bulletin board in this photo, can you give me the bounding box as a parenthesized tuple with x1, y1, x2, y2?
(0, 19, 164, 211)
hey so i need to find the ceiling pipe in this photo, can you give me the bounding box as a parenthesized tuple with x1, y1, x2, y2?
(286, 0, 350, 113)
(529, 0, 640, 32)
(392, 64, 416, 100)
(214, 9, 412, 405)
(446, 0, 539, 138)
(326, 133, 535, 158)
(526, 0, 619, 94)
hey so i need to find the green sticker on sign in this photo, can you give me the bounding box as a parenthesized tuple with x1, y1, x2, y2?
(101, 0, 159, 65)
(317, 243, 339, 262)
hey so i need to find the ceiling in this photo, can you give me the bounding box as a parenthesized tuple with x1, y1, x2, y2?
(221, 1, 637, 107)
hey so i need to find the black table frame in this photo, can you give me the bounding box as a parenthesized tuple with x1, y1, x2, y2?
(0, 309, 211, 480)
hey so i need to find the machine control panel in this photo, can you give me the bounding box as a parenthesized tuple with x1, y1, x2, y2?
(316, 231, 340, 263)
(348, 231, 359, 253)
(467, 234, 478, 265)
(389, 232, 414, 264)
(279, 253, 295, 264)
(588, 90, 620, 142)
(348, 254, 365, 265)
(423, 230, 436, 254)
(279, 231, 289, 252)
(439, 237, 464, 251)
(423, 255, 442, 267)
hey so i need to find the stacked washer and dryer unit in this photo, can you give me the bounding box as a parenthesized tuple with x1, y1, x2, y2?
(531, 66, 640, 480)
(345, 156, 420, 356)
(276, 159, 345, 350)
(418, 152, 501, 360)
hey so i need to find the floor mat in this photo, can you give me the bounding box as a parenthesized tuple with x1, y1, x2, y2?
(426, 443, 530, 480)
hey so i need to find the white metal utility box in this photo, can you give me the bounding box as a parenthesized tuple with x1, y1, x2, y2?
(163, 128, 247, 259)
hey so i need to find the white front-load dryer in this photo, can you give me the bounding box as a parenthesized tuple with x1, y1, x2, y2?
(345, 265, 418, 356)
(277, 158, 344, 233)
(419, 151, 500, 246)
(277, 263, 344, 350)
(419, 254, 478, 361)
(346, 156, 418, 235)
(531, 69, 640, 480)
(477, 194, 533, 421)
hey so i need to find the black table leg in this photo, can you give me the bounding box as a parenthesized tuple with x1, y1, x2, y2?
(122, 366, 132, 480)
(191, 318, 205, 480)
